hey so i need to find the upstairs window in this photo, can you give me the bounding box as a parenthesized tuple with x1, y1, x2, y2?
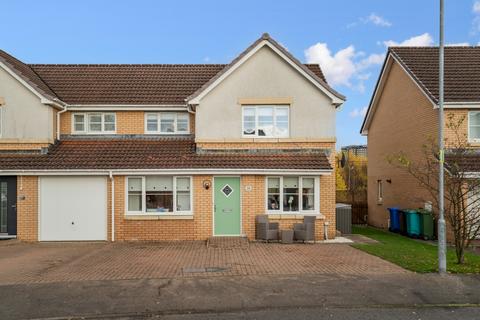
(469, 111, 480, 142)
(72, 113, 116, 134)
(242, 106, 289, 138)
(145, 112, 190, 134)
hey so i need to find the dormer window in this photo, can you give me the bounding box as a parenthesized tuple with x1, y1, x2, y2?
(242, 105, 289, 138)
(145, 112, 189, 134)
(72, 112, 116, 134)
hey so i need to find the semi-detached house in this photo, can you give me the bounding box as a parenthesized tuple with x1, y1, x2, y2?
(362, 46, 480, 238)
(0, 34, 345, 242)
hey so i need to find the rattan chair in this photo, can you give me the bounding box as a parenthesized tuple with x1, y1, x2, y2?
(255, 215, 279, 242)
(294, 216, 316, 243)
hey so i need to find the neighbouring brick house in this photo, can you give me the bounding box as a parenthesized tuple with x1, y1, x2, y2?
(361, 46, 480, 236)
(0, 34, 345, 242)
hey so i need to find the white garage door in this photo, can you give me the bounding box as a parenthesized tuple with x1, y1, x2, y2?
(40, 176, 107, 241)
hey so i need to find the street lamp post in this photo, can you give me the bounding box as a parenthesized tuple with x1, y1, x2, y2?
(438, 0, 447, 274)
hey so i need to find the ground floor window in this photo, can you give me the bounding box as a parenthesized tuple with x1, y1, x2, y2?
(266, 176, 320, 213)
(126, 176, 192, 215)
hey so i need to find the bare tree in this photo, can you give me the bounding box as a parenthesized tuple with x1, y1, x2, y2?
(389, 113, 480, 264)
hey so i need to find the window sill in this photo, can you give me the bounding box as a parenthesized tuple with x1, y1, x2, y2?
(124, 214, 194, 220)
(266, 213, 325, 220)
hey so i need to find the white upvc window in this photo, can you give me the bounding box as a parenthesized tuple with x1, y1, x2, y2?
(145, 112, 190, 134)
(242, 105, 289, 138)
(126, 176, 192, 215)
(72, 112, 116, 134)
(468, 111, 480, 142)
(266, 176, 320, 214)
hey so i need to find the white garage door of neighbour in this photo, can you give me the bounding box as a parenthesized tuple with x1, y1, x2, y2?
(40, 177, 107, 241)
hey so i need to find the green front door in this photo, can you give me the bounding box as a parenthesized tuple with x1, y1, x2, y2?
(214, 177, 241, 235)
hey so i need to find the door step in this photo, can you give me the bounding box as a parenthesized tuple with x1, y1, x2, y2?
(207, 236, 249, 249)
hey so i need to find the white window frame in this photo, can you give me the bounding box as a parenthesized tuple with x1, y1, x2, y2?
(242, 105, 290, 138)
(125, 176, 193, 216)
(144, 112, 190, 134)
(0, 108, 2, 138)
(71, 112, 116, 134)
(377, 180, 383, 204)
(265, 176, 320, 214)
(468, 111, 480, 143)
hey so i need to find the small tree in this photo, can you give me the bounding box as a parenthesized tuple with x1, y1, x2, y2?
(340, 153, 367, 204)
(389, 113, 480, 264)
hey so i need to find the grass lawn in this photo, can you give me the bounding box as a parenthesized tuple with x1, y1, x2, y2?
(352, 226, 480, 273)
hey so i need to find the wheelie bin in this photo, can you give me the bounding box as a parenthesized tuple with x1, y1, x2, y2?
(388, 208, 401, 233)
(404, 209, 421, 238)
(398, 210, 408, 235)
(417, 208, 435, 240)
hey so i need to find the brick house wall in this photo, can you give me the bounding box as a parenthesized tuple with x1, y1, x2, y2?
(16, 176, 38, 242)
(17, 173, 333, 241)
(367, 61, 439, 229)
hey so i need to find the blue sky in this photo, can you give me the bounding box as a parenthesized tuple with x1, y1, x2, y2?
(1, 0, 478, 148)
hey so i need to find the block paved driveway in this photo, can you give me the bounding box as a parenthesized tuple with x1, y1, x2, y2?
(0, 240, 407, 285)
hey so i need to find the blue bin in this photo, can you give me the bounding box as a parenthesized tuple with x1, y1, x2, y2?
(388, 207, 401, 233)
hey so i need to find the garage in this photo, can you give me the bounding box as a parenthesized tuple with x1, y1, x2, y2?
(39, 176, 107, 241)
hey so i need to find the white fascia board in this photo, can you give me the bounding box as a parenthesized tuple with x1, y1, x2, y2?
(361, 54, 437, 136)
(68, 105, 188, 111)
(463, 172, 480, 178)
(0, 61, 46, 101)
(360, 55, 393, 136)
(1, 168, 333, 176)
(187, 40, 344, 106)
(390, 55, 436, 107)
(440, 103, 480, 109)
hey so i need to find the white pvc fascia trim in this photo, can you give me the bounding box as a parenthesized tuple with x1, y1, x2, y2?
(437, 103, 480, 109)
(361, 54, 437, 136)
(1, 168, 332, 176)
(68, 104, 187, 110)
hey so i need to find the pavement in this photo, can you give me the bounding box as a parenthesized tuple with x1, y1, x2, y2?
(1, 240, 479, 319)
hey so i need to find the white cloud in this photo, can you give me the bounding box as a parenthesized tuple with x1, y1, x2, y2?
(349, 106, 368, 118)
(362, 13, 392, 27)
(304, 43, 384, 89)
(473, 1, 480, 33)
(357, 53, 385, 70)
(348, 13, 392, 28)
(383, 33, 434, 47)
(203, 56, 210, 62)
(474, 1, 480, 14)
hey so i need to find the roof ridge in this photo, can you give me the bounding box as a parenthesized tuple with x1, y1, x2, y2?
(29, 63, 229, 67)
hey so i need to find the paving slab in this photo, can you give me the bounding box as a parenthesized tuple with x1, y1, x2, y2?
(0, 241, 406, 285)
